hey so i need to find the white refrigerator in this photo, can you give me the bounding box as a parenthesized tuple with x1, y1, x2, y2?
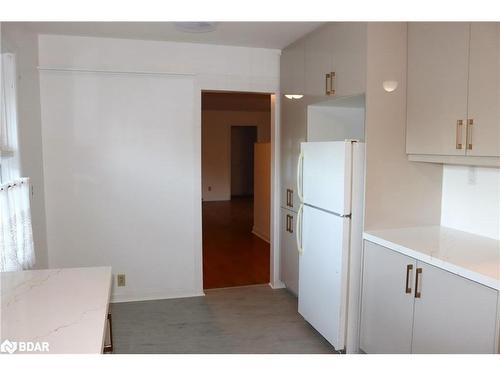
(296, 140, 365, 352)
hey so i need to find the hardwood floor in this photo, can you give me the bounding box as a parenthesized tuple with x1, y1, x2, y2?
(202, 196, 270, 289)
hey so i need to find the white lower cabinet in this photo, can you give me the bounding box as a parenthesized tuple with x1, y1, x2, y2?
(360, 241, 416, 353)
(280, 208, 299, 295)
(412, 262, 498, 353)
(360, 241, 499, 354)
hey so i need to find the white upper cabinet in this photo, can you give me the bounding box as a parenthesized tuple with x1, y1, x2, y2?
(467, 23, 500, 157)
(304, 23, 366, 98)
(304, 25, 334, 97)
(406, 23, 470, 156)
(281, 38, 305, 96)
(407, 22, 500, 165)
(329, 22, 366, 98)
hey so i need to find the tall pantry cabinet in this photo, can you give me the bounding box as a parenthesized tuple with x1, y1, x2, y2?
(279, 23, 367, 295)
(280, 37, 307, 295)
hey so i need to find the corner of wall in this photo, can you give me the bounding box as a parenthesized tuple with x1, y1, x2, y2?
(364, 22, 443, 231)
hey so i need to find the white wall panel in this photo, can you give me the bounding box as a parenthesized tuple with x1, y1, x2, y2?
(40, 71, 201, 301)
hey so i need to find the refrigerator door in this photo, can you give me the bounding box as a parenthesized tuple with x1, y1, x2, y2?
(299, 141, 352, 215)
(298, 204, 350, 350)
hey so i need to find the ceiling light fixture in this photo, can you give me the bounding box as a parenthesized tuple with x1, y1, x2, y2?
(285, 94, 304, 100)
(174, 22, 219, 33)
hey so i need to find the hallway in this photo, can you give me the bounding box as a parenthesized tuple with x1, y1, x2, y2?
(202, 197, 270, 289)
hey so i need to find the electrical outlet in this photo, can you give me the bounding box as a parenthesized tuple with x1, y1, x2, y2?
(117, 274, 126, 287)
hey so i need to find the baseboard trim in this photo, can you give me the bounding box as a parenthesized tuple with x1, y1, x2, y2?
(252, 227, 270, 243)
(111, 290, 205, 303)
(269, 281, 286, 289)
(204, 283, 270, 292)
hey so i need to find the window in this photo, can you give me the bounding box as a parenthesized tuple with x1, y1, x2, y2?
(0, 52, 35, 272)
(0, 53, 20, 183)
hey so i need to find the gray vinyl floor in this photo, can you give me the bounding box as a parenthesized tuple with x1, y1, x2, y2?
(111, 285, 336, 354)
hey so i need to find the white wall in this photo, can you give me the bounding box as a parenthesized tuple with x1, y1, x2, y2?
(38, 34, 281, 300)
(202, 110, 270, 201)
(307, 105, 365, 142)
(441, 165, 500, 240)
(1, 24, 48, 269)
(364, 23, 443, 230)
(38, 35, 280, 93)
(253, 143, 271, 242)
(40, 71, 199, 302)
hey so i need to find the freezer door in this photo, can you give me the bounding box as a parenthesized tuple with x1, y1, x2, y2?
(300, 141, 352, 215)
(298, 204, 350, 350)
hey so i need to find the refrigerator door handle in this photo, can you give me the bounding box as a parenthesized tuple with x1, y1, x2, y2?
(296, 151, 304, 203)
(296, 203, 304, 255)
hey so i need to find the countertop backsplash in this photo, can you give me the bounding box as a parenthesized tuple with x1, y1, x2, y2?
(441, 165, 500, 240)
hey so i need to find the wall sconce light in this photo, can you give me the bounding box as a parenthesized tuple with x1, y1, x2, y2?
(383, 80, 399, 93)
(285, 94, 304, 100)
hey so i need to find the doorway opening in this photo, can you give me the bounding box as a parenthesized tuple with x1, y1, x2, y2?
(201, 91, 272, 289)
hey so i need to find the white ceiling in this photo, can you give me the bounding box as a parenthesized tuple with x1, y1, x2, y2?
(15, 22, 323, 49)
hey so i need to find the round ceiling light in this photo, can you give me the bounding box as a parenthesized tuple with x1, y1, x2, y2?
(174, 22, 219, 33)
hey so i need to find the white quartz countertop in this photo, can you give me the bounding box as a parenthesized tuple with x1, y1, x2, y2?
(363, 226, 500, 291)
(1, 266, 112, 354)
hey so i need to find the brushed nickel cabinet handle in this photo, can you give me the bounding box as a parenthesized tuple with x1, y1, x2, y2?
(330, 71, 335, 96)
(288, 215, 293, 233)
(286, 189, 293, 207)
(467, 119, 473, 150)
(415, 268, 422, 299)
(456, 120, 463, 150)
(325, 73, 331, 95)
(103, 313, 113, 353)
(405, 264, 413, 294)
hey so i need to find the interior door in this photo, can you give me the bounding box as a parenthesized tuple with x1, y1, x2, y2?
(406, 22, 470, 156)
(301, 141, 351, 215)
(467, 22, 500, 157)
(360, 242, 416, 354)
(298, 204, 350, 350)
(411, 261, 498, 354)
(280, 208, 299, 295)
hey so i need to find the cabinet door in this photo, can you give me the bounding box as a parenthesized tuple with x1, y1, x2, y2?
(360, 241, 416, 353)
(467, 23, 500, 157)
(406, 23, 470, 156)
(304, 25, 334, 97)
(281, 38, 306, 95)
(412, 262, 498, 354)
(329, 22, 367, 97)
(280, 208, 299, 295)
(280, 95, 307, 210)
